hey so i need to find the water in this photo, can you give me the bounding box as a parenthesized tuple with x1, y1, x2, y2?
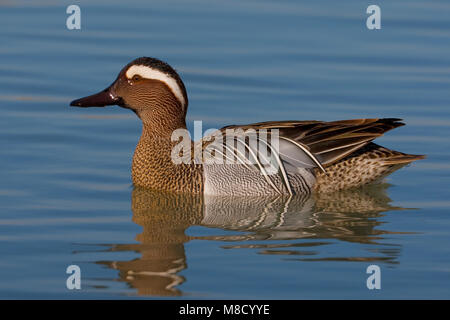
(0, 0, 449, 299)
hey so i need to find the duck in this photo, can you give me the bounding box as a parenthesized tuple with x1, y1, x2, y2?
(70, 57, 425, 195)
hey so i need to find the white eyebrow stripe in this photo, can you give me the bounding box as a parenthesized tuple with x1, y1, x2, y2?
(125, 65, 185, 107)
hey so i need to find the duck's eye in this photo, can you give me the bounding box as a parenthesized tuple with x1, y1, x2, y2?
(132, 75, 142, 81)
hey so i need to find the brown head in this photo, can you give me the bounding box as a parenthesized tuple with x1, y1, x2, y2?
(70, 57, 189, 133)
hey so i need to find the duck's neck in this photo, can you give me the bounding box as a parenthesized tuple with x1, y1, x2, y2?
(132, 121, 203, 193)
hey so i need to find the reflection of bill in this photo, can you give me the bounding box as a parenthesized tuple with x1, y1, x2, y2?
(93, 184, 409, 296)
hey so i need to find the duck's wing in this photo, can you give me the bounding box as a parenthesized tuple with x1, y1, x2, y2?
(199, 118, 405, 195)
(219, 118, 405, 167)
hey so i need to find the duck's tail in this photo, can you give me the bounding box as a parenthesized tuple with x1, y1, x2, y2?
(314, 143, 425, 193)
(379, 153, 426, 165)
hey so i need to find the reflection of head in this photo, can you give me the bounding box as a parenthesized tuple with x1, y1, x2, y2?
(101, 189, 203, 296)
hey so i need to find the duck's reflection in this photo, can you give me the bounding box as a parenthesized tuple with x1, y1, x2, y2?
(98, 184, 408, 296)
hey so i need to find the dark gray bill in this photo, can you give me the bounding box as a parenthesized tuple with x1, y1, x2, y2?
(70, 87, 121, 107)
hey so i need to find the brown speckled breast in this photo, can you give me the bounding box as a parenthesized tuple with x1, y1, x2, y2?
(132, 132, 203, 193)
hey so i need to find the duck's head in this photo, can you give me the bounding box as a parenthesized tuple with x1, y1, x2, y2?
(70, 57, 188, 124)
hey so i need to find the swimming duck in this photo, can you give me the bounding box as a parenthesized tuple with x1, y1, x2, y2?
(70, 57, 424, 195)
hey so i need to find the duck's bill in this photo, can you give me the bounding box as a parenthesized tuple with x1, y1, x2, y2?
(70, 87, 121, 108)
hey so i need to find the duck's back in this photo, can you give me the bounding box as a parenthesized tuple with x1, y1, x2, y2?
(200, 118, 424, 195)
